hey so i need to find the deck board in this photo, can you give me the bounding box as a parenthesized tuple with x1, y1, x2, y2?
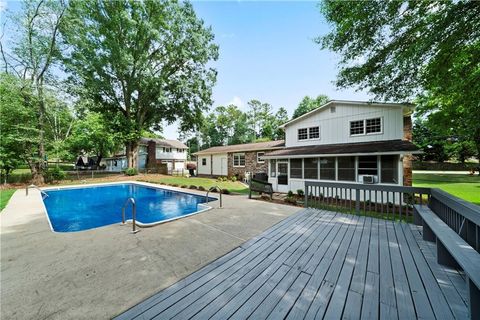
(116, 209, 470, 320)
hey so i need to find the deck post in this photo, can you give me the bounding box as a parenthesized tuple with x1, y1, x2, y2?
(422, 221, 436, 242)
(413, 207, 422, 226)
(355, 189, 360, 215)
(304, 185, 308, 208)
(468, 277, 480, 320)
(436, 239, 459, 269)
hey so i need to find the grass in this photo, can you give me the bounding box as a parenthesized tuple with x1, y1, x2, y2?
(413, 173, 480, 205)
(140, 176, 250, 194)
(0, 189, 16, 211)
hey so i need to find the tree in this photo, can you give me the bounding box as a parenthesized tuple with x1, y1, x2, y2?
(412, 118, 449, 162)
(61, 0, 218, 169)
(246, 100, 273, 141)
(44, 94, 75, 162)
(1, 0, 67, 184)
(67, 112, 120, 164)
(272, 107, 289, 140)
(0, 73, 40, 182)
(319, 1, 480, 162)
(292, 95, 329, 119)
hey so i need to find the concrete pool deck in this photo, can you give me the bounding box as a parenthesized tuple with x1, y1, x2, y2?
(0, 182, 299, 319)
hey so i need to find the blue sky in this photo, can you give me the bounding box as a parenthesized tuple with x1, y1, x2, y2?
(2, 1, 372, 139)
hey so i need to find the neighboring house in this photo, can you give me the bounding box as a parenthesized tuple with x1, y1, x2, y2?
(193, 140, 285, 178)
(194, 100, 420, 192)
(103, 137, 188, 172)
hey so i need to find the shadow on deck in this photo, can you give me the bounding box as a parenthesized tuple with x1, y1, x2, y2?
(116, 209, 469, 319)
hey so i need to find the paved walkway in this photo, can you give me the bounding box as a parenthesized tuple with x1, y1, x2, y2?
(117, 209, 469, 320)
(0, 182, 298, 319)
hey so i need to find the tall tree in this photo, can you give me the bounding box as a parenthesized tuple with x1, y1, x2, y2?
(319, 1, 480, 161)
(292, 95, 329, 119)
(61, 0, 218, 168)
(1, 0, 67, 184)
(246, 99, 273, 141)
(272, 107, 289, 140)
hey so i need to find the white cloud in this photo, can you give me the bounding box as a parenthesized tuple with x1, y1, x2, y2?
(226, 96, 244, 109)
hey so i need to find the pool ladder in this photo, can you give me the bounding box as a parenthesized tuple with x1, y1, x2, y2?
(122, 197, 139, 234)
(206, 186, 223, 208)
(25, 184, 49, 199)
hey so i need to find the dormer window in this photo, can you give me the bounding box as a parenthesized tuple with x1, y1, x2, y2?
(298, 126, 320, 140)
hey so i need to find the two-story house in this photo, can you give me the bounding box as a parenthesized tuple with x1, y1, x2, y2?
(194, 100, 420, 192)
(104, 137, 188, 172)
(264, 100, 419, 192)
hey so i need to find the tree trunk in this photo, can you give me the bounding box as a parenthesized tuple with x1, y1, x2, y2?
(126, 141, 139, 169)
(30, 162, 45, 185)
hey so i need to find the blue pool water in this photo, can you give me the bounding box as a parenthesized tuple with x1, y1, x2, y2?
(42, 184, 215, 232)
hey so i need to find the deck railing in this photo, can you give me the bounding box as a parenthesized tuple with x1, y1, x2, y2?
(304, 181, 431, 222)
(428, 188, 480, 252)
(304, 181, 480, 252)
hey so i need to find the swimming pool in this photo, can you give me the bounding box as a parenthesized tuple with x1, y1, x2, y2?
(42, 183, 216, 232)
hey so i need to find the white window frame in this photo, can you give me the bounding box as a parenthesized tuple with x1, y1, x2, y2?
(233, 153, 245, 167)
(257, 152, 265, 163)
(202, 158, 207, 166)
(349, 117, 383, 136)
(297, 128, 308, 141)
(308, 126, 320, 140)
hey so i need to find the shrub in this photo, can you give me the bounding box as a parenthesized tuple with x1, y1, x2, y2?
(45, 167, 66, 183)
(181, 185, 188, 188)
(297, 189, 304, 197)
(124, 168, 138, 176)
(285, 196, 296, 204)
(171, 184, 179, 187)
(287, 190, 294, 197)
(221, 189, 230, 194)
(230, 176, 237, 182)
(198, 186, 206, 191)
(189, 185, 198, 189)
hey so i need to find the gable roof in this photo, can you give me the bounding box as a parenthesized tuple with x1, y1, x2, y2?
(139, 137, 187, 149)
(193, 140, 285, 155)
(279, 100, 414, 129)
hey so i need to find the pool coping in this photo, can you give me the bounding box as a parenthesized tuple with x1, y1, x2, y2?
(39, 181, 219, 233)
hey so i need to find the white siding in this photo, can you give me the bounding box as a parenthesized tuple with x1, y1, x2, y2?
(197, 155, 211, 175)
(212, 154, 228, 176)
(155, 147, 187, 161)
(285, 104, 404, 147)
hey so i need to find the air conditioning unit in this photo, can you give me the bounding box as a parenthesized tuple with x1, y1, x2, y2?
(361, 175, 377, 184)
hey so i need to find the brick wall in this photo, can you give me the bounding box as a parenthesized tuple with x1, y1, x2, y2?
(403, 115, 413, 186)
(147, 140, 156, 167)
(227, 150, 271, 179)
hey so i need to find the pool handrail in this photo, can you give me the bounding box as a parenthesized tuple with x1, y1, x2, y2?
(121, 197, 139, 234)
(206, 186, 222, 208)
(26, 184, 49, 199)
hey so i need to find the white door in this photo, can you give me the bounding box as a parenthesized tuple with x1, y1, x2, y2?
(221, 157, 227, 176)
(277, 161, 289, 193)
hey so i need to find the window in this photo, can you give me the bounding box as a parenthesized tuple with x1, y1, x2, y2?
(358, 156, 378, 175)
(366, 117, 382, 134)
(304, 158, 318, 179)
(257, 152, 265, 163)
(163, 147, 172, 153)
(319, 157, 335, 180)
(350, 120, 364, 135)
(298, 128, 308, 140)
(330, 106, 336, 113)
(381, 155, 399, 183)
(337, 156, 356, 181)
(290, 159, 303, 179)
(308, 127, 320, 139)
(202, 158, 207, 166)
(270, 159, 276, 177)
(233, 153, 245, 167)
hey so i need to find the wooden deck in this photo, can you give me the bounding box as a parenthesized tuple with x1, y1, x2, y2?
(116, 209, 469, 320)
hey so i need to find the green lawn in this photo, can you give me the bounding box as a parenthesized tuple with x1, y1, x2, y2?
(0, 189, 16, 211)
(140, 176, 250, 194)
(413, 173, 480, 205)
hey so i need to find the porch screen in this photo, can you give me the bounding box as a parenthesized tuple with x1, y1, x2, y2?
(319, 157, 335, 180)
(381, 155, 399, 183)
(304, 158, 318, 179)
(290, 159, 302, 179)
(337, 156, 355, 181)
(358, 156, 378, 175)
